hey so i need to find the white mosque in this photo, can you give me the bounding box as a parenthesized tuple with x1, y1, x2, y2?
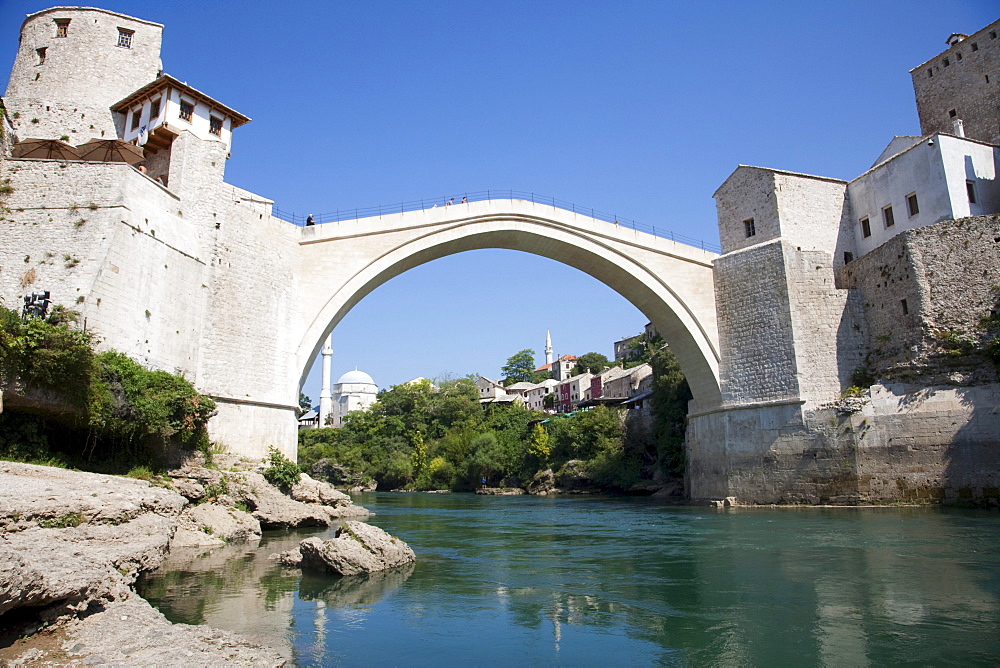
(309, 334, 379, 428)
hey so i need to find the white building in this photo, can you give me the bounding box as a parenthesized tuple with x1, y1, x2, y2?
(845, 133, 999, 261)
(475, 376, 507, 402)
(329, 369, 378, 427)
(526, 378, 559, 412)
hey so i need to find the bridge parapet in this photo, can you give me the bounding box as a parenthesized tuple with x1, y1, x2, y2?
(278, 190, 721, 253)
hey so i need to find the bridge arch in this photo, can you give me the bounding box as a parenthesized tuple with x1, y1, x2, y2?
(294, 203, 721, 408)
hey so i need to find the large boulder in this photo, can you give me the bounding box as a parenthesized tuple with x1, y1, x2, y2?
(240, 471, 369, 529)
(291, 473, 354, 508)
(554, 460, 599, 492)
(527, 469, 556, 495)
(282, 521, 415, 576)
(170, 502, 262, 548)
(164, 464, 370, 529)
(311, 459, 371, 489)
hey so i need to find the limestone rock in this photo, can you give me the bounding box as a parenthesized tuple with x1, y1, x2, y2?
(527, 469, 556, 495)
(311, 458, 371, 489)
(172, 477, 206, 502)
(291, 473, 353, 507)
(163, 465, 370, 529)
(476, 487, 525, 495)
(50, 593, 285, 666)
(555, 460, 594, 490)
(0, 512, 176, 617)
(0, 462, 186, 532)
(294, 521, 415, 576)
(170, 502, 261, 548)
(237, 471, 369, 528)
(273, 548, 303, 568)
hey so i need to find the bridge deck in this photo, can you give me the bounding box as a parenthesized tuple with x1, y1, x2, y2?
(275, 190, 721, 254)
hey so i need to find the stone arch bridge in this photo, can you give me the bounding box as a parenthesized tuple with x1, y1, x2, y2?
(293, 198, 720, 417)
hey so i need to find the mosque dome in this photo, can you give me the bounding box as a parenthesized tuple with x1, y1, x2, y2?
(336, 369, 376, 386)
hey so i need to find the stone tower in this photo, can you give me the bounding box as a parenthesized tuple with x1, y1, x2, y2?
(910, 19, 1000, 145)
(545, 330, 553, 366)
(5, 7, 163, 140)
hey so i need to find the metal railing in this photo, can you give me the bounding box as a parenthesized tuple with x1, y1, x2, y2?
(272, 189, 721, 253)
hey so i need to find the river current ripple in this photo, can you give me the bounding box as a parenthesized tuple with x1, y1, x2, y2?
(140, 493, 1000, 666)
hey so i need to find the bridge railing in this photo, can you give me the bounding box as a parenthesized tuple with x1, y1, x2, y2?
(272, 189, 721, 253)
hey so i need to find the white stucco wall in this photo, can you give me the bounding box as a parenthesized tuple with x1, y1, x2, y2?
(120, 86, 235, 151)
(847, 134, 1000, 258)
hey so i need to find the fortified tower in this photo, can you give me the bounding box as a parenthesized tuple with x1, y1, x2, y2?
(910, 19, 1000, 145)
(5, 7, 163, 140)
(1, 6, 296, 459)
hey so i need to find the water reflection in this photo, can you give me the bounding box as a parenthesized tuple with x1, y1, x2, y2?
(140, 497, 1000, 665)
(299, 563, 415, 606)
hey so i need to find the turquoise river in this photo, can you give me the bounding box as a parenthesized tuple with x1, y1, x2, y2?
(139, 493, 1000, 666)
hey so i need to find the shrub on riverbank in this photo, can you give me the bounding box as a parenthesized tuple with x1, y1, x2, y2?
(0, 303, 216, 471)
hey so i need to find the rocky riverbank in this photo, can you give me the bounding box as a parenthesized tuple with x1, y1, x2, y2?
(0, 455, 370, 666)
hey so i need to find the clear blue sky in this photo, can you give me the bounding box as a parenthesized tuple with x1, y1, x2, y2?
(2, 1, 996, 403)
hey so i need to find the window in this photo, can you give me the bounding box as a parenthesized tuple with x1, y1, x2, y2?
(967, 180, 977, 204)
(991, 31, 997, 39)
(943, 57, 950, 67)
(117, 28, 134, 49)
(179, 100, 193, 122)
(956, 52, 963, 61)
(928, 69, 933, 78)
(36, 47, 46, 65)
(54, 19, 69, 38)
(149, 98, 160, 119)
(209, 116, 223, 136)
(883, 205, 895, 228)
(906, 193, 919, 217)
(743, 217, 756, 238)
(949, 109, 957, 118)
(843, 251, 854, 264)
(901, 299, 909, 315)
(860, 217, 871, 238)
(130, 109, 141, 130)
(971, 42, 979, 51)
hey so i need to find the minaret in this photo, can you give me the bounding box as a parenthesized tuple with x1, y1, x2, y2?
(318, 334, 333, 427)
(545, 330, 553, 366)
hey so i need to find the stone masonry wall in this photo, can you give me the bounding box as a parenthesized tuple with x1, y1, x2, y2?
(773, 172, 848, 256)
(840, 214, 1000, 385)
(0, 150, 302, 459)
(910, 19, 1000, 146)
(714, 240, 799, 405)
(687, 382, 1000, 506)
(0, 159, 210, 375)
(5, 7, 162, 141)
(714, 167, 780, 254)
(786, 248, 868, 405)
(194, 192, 300, 458)
(0, 100, 120, 146)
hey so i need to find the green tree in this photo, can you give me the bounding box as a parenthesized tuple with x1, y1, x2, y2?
(649, 346, 692, 476)
(572, 352, 612, 376)
(501, 349, 540, 384)
(298, 393, 312, 412)
(410, 431, 428, 480)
